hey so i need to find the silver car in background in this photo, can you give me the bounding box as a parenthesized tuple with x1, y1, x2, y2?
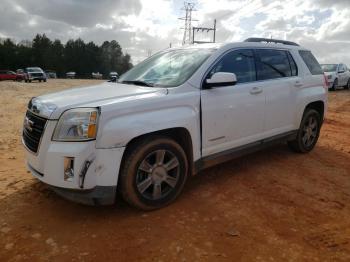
(321, 63, 350, 90)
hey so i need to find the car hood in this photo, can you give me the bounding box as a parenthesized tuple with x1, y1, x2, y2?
(30, 82, 168, 119)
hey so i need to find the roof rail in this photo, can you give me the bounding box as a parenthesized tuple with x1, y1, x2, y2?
(244, 37, 299, 46)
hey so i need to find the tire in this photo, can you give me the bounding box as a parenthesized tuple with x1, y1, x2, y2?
(345, 79, 350, 90)
(44, 79, 47, 82)
(288, 109, 321, 153)
(119, 136, 188, 210)
(29, 80, 32, 83)
(331, 79, 338, 91)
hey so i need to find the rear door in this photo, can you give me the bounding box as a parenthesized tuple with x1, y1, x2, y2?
(254, 48, 298, 137)
(201, 49, 265, 156)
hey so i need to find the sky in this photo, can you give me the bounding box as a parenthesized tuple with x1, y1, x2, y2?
(0, 0, 349, 65)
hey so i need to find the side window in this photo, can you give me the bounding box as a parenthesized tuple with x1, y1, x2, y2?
(209, 49, 256, 84)
(298, 50, 323, 75)
(287, 52, 298, 76)
(256, 49, 292, 80)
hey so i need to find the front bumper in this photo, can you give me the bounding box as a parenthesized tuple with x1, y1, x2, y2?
(24, 120, 125, 205)
(51, 185, 117, 205)
(27, 75, 46, 80)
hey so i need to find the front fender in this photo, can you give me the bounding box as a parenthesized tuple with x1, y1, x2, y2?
(95, 106, 201, 160)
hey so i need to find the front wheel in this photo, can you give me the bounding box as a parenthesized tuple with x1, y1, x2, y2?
(119, 136, 188, 210)
(330, 79, 338, 91)
(288, 109, 321, 153)
(345, 79, 350, 90)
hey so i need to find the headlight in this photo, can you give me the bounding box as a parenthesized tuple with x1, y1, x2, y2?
(52, 108, 99, 141)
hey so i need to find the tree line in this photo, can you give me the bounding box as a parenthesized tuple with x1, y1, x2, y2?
(0, 34, 133, 78)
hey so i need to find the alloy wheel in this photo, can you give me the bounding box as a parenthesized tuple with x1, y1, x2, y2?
(136, 149, 180, 200)
(302, 116, 318, 148)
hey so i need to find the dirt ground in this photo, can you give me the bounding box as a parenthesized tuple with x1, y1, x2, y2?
(0, 79, 349, 262)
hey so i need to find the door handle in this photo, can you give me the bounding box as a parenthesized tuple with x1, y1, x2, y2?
(294, 80, 303, 87)
(250, 86, 262, 94)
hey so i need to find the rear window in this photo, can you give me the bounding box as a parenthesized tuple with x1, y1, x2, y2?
(299, 50, 323, 75)
(256, 49, 294, 80)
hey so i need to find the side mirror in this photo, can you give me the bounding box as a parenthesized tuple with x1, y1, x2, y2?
(205, 72, 237, 89)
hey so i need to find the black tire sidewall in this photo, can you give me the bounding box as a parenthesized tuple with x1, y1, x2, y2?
(296, 109, 321, 152)
(332, 79, 338, 90)
(120, 137, 188, 210)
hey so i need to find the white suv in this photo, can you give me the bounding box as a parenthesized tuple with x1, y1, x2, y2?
(22, 38, 328, 210)
(321, 63, 350, 90)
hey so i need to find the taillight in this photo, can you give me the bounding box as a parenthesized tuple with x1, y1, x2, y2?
(323, 73, 329, 90)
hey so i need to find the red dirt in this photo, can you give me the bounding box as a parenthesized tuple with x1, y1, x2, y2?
(0, 80, 349, 261)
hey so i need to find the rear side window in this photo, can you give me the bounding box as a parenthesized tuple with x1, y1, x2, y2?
(256, 49, 292, 80)
(298, 50, 323, 75)
(209, 49, 256, 84)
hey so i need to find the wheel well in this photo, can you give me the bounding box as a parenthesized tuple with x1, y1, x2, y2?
(122, 127, 194, 173)
(305, 101, 324, 120)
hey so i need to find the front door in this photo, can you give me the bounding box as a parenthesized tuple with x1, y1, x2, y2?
(201, 49, 265, 157)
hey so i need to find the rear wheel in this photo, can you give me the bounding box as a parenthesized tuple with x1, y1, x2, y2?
(288, 109, 321, 153)
(119, 136, 188, 210)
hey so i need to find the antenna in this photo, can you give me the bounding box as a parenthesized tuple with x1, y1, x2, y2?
(179, 2, 198, 45)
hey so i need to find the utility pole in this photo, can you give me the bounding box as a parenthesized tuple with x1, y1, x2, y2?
(179, 2, 197, 45)
(192, 19, 217, 44)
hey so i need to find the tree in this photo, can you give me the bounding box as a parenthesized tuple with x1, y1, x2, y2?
(0, 34, 133, 78)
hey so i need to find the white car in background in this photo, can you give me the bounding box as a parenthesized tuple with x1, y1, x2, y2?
(321, 63, 350, 90)
(66, 72, 76, 79)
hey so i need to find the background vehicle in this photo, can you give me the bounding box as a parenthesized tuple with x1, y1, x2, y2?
(109, 71, 119, 82)
(0, 70, 24, 81)
(321, 63, 350, 90)
(16, 69, 26, 80)
(66, 72, 76, 79)
(23, 38, 327, 210)
(24, 67, 47, 82)
(45, 70, 57, 79)
(92, 72, 103, 79)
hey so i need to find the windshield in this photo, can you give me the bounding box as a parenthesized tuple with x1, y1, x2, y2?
(321, 64, 337, 72)
(119, 48, 215, 87)
(27, 68, 42, 72)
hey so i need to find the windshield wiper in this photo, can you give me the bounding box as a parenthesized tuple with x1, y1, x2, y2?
(120, 80, 154, 87)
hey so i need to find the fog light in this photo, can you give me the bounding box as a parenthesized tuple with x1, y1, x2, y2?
(64, 157, 74, 181)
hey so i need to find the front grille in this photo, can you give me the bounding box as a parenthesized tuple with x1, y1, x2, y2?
(30, 73, 43, 77)
(23, 110, 47, 153)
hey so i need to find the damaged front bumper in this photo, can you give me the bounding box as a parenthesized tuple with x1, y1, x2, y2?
(24, 123, 125, 205)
